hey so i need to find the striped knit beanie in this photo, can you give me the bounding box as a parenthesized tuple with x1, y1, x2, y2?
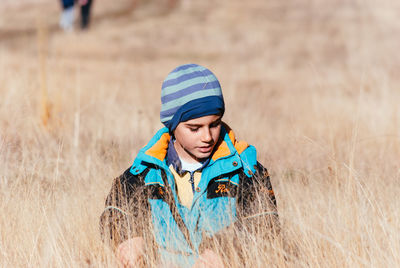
(160, 64, 225, 131)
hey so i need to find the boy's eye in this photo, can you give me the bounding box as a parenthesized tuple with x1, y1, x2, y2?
(189, 128, 199, 132)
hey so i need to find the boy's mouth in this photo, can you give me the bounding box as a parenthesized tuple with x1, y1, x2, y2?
(198, 145, 214, 153)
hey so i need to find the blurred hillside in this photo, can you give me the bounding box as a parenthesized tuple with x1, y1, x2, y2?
(1, 0, 400, 162)
(1, 0, 400, 140)
(2, 0, 400, 77)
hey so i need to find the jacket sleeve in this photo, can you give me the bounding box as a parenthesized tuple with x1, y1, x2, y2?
(99, 167, 150, 249)
(236, 161, 279, 234)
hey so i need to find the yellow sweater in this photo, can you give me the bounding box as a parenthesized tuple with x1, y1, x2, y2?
(169, 166, 202, 209)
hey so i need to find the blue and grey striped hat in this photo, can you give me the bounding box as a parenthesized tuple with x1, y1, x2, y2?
(160, 64, 225, 131)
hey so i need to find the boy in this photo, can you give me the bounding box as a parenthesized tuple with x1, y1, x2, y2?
(100, 64, 278, 267)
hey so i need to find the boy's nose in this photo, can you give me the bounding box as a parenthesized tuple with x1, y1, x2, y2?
(201, 128, 213, 143)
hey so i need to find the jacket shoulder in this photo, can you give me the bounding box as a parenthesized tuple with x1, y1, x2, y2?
(238, 145, 258, 176)
(117, 167, 147, 187)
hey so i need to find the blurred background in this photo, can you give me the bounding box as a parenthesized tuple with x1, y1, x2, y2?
(1, 0, 399, 266)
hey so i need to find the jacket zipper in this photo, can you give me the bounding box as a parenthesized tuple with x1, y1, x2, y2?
(189, 171, 195, 193)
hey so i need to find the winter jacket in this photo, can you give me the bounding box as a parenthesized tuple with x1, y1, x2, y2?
(100, 123, 278, 266)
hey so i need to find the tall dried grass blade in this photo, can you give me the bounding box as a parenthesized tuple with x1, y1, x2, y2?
(36, 17, 50, 127)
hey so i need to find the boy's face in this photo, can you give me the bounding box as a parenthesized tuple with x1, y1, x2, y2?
(173, 114, 222, 163)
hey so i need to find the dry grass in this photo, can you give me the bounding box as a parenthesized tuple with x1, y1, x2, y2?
(1, 0, 400, 266)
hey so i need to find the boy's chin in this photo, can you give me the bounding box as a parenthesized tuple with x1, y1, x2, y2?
(193, 152, 212, 161)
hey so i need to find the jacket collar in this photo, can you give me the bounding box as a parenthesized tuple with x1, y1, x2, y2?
(132, 123, 249, 174)
(166, 138, 210, 175)
(210, 123, 249, 162)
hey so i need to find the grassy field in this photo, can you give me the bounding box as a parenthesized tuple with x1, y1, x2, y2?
(1, 0, 399, 266)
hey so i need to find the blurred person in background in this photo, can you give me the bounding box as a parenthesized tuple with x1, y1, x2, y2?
(100, 64, 279, 267)
(59, 0, 75, 31)
(79, 0, 93, 30)
(59, 0, 93, 31)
